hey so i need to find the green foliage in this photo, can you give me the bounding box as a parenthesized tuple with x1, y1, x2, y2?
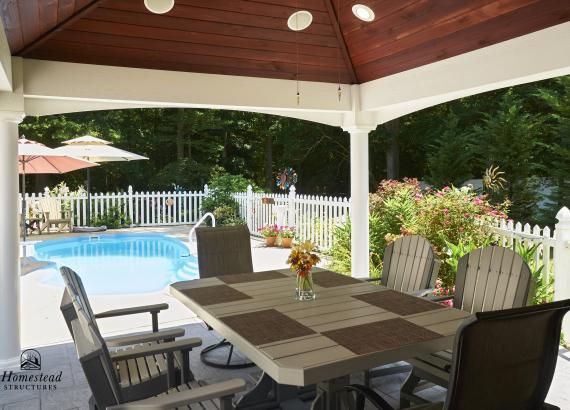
(91, 206, 131, 229)
(514, 242, 554, 305)
(328, 180, 507, 286)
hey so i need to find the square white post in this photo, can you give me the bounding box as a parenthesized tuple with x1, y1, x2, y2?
(346, 127, 372, 278)
(554, 207, 570, 337)
(0, 112, 24, 369)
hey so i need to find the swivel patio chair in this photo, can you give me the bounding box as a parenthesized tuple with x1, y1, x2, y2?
(365, 235, 440, 383)
(70, 303, 246, 410)
(195, 225, 255, 369)
(400, 245, 533, 407)
(343, 299, 569, 410)
(60, 267, 196, 400)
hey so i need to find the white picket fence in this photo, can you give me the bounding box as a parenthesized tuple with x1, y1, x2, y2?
(233, 186, 350, 250)
(488, 219, 556, 283)
(20, 186, 206, 227)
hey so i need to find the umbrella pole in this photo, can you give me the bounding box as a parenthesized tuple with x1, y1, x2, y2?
(86, 168, 91, 227)
(21, 165, 26, 243)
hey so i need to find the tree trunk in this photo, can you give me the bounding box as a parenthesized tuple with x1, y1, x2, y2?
(385, 119, 400, 180)
(176, 109, 185, 160)
(265, 134, 273, 191)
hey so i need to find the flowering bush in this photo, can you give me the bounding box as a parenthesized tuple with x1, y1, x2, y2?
(278, 226, 296, 239)
(328, 179, 509, 287)
(258, 224, 279, 237)
(432, 278, 455, 307)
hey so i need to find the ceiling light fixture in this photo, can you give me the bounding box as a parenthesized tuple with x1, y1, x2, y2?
(352, 4, 375, 22)
(287, 11, 313, 31)
(144, 0, 175, 14)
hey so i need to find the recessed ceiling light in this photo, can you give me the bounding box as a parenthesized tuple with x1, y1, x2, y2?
(287, 10, 313, 31)
(352, 4, 375, 22)
(144, 0, 175, 14)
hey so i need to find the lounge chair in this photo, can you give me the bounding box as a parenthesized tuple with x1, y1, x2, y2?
(60, 267, 197, 401)
(344, 299, 570, 410)
(195, 225, 255, 369)
(70, 302, 246, 410)
(38, 197, 72, 233)
(365, 235, 441, 382)
(400, 245, 532, 407)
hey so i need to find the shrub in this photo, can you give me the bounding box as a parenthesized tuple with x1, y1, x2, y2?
(328, 179, 509, 286)
(91, 206, 131, 229)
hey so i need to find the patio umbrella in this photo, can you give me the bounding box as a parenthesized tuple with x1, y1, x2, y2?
(54, 135, 147, 225)
(18, 137, 98, 240)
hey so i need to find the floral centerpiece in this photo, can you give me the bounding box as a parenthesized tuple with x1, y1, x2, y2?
(278, 226, 296, 248)
(287, 241, 320, 301)
(258, 224, 279, 247)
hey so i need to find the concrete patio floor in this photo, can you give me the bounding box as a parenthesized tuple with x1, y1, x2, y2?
(6, 225, 569, 409)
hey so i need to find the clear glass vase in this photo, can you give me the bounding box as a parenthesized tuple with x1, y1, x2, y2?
(295, 270, 315, 301)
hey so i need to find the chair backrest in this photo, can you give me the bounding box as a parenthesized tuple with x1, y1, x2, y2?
(60, 266, 97, 322)
(71, 304, 123, 409)
(195, 225, 254, 278)
(38, 197, 62, 216)
(454, 246, 532, 313)
(381, 235, 439, 293)
(444, 299, 570, 410)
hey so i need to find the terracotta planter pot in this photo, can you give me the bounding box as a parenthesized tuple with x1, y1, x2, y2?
(280, 237, 293, 248)
(265, 236, 276, 247)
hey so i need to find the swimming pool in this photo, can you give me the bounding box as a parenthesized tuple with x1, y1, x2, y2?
(33, 233, 199, 295)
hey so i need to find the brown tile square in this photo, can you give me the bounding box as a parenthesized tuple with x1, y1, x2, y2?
(218, 270, 288, 284)
(353, 290, 445, 316)
(311, 270, 363, 288)
(323, 318, 442, 355)
(220, 309, 316, 346)
(178, 285, 252, 306)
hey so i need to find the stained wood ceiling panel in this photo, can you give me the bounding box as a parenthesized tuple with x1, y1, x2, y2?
(1, 0, 569, 84)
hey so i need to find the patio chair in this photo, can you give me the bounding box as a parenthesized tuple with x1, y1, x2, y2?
(195, 225, 255, 369)
(343, 299, 570, 410)
(400, 245, 533, 407)
(60, 267, 196, 400)
(38, 197, 72, 233)
(368, 235, 440, 296)
(365, 235, 440, 383)
(70, 303, 246, 410)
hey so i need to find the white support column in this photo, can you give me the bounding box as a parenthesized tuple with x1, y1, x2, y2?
(554, 207, 570, 337)
(0, 112, 24, 369)
(346, 127, 373, 278)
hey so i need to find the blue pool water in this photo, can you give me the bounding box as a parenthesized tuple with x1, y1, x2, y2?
(33, 233, 199, 295)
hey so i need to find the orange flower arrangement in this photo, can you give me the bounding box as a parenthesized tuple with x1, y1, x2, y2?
(287, 241, 320, 300)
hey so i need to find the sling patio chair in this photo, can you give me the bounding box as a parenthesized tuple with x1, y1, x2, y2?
(195, 225, 255, 369)
(400, 245, 533, 407)
(343, 299, 570, 410)
(365, 235, 441, 383)
(60, 267, 197, 400)
(70, 303, 246, 410)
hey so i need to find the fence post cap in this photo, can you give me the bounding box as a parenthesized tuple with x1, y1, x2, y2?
(556, 207, 570, 224)
(289, 185, 296, 194)
(247, 184, 253, 193)
(128, 185, 133, 193)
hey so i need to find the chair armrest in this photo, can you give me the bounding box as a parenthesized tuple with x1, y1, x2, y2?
(95, 303, 169, 318)
(110, 338, 203, 361)
(427, 295, 454, 303)
(107, 378, 247, 410)
(106, 328, 185, 347)
(364, 277, 381, 283)
(409, 288, 435, 297)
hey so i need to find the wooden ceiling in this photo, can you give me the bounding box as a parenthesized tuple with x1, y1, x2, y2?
(1, 0, 569, 84)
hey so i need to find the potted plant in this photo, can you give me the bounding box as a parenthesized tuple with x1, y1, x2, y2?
(278, 226, 295, 248)
(287, 241, 320, 301)
(258, 224, 279, 247)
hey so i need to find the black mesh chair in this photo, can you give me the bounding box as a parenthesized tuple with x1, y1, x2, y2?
(343, 299, 570, 410)
(195, 225, 255, 369)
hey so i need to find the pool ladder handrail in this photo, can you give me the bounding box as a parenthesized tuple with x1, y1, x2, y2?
(188, 212, 216, 247)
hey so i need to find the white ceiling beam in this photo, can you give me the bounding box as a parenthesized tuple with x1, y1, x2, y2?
(362, 22, 570, 120)
(22, 59, 352, 118)
(0, 17, 12, 92)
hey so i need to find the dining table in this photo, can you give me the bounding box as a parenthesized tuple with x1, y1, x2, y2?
(170, 267, 471, 410)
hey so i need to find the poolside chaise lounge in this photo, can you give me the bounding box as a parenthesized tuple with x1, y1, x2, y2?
(60, 267, 199, 402)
